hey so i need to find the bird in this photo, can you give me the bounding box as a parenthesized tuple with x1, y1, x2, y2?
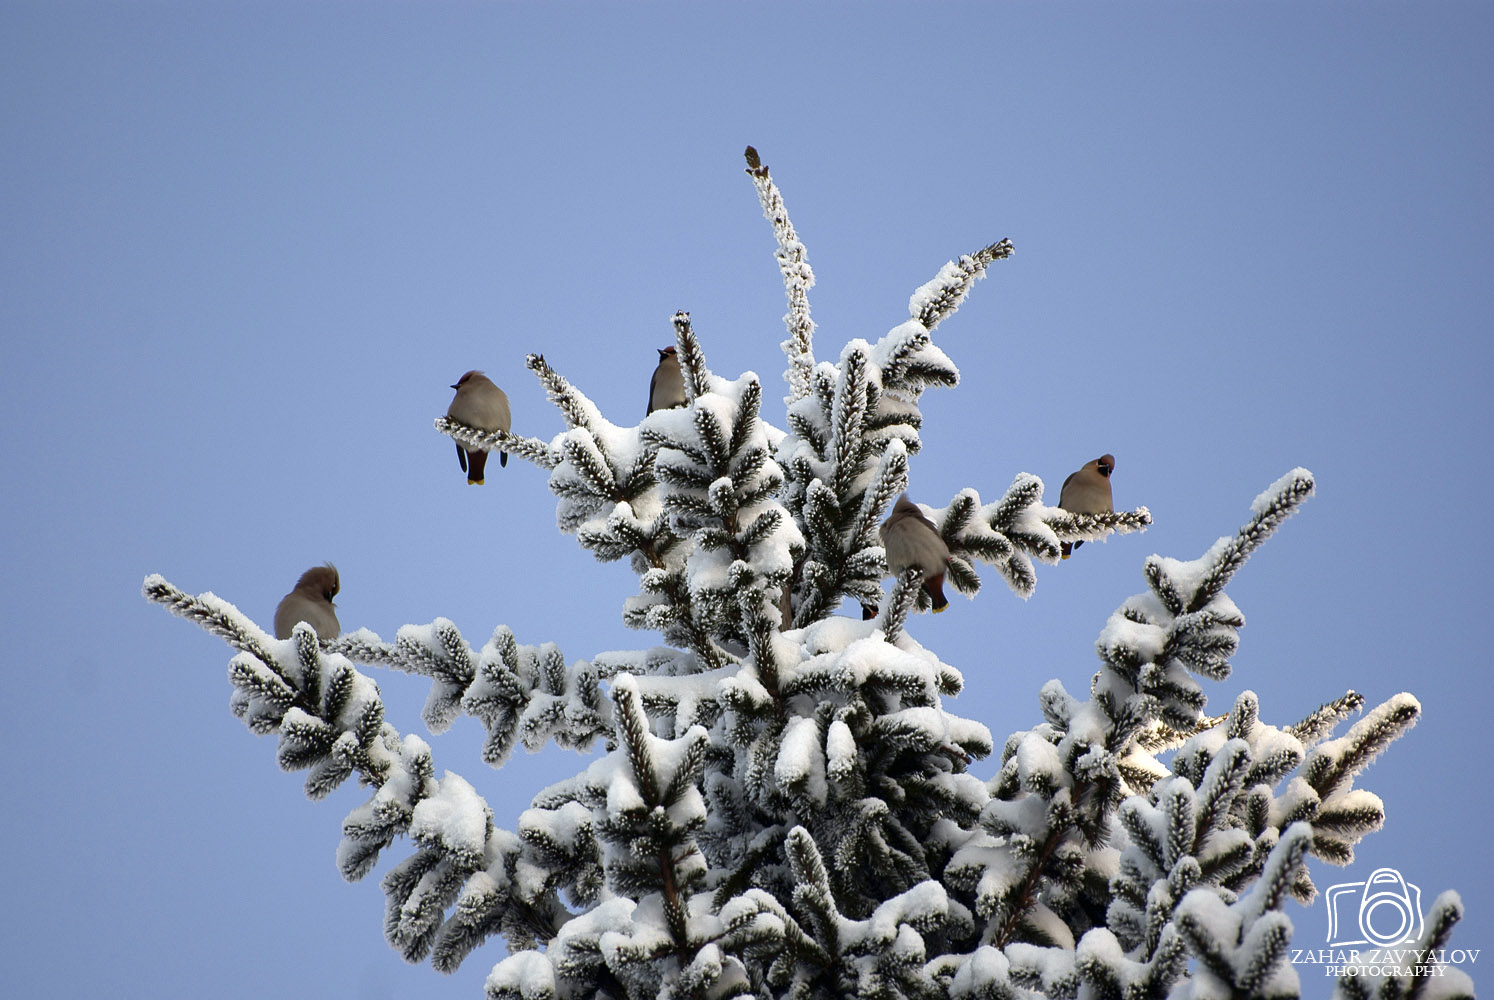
(447, 370, 511, 485)
(274, 564, 341, 640)
(1057, 453, 1115, 559)
(879, 494, 952, 613)
(647, 346, 687, 414)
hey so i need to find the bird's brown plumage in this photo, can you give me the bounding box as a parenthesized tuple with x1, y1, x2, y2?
(447, 370, 511, 484)
(647, 347, 686, 414)
(879, 494, 952, 612)
(274, 564, 341, 639)
(1057, 454, 1115, 559)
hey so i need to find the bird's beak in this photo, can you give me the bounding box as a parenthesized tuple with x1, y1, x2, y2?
(450, 383, 460, 390)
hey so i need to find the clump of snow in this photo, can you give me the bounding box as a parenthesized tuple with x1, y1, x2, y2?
(486, 949, 557, 999)
(822, 719, 856, 783)
(776, 715, 827, 804)
(982, 792, 1055, 842)
(1013, 731, 1067, 792)
(519, 800, 592, 852)
(1096, 614, 1167, 666)
(1005, 939, 1077, 986)
(948, 945, 1011, 997)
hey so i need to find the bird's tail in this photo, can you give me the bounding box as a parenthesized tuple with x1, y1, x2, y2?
(927, 575, 949, 613)
(467, 448, 488, 485)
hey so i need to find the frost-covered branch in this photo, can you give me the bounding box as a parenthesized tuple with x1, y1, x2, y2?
(1286, 689, 1365, 745)
(516, 350, 734, 671)
(1144, 467, 1314, 617)
(142, 573, 286, 677)
(142, 574, 574, 966)
(435, 418, 554, 471)
(877, 567, 923, 645)
(329, 623, 614, 766)
(769, 231, 1024, 627)
(945, 469, 1421, 967)
(1171, 824, 1313, 998)
(527, 351, 604, 434)
(745, 145, 817, 405)
(671, 311, 711, 408)
(1040, 506, 1154, 566)
(644, 344, 803, 658)
(924, 481, 1152, 604)
(910, 239, 1013, 333)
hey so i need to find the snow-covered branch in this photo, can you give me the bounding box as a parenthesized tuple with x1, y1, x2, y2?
(436, 418, 555, 471)
(745, 145, 817, 406)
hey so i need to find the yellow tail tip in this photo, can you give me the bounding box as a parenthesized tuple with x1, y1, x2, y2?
(933, 604, 948, 614)
(1060, 552, 1070, 561)
(468, 478, 484, 486)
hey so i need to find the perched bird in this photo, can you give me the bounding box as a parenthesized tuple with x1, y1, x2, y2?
(647, 346, 686, 414)
(879, 494, 952, 613)
(274, 564, 341, 640)
(447, 370, 511, 485)
(1057, 453, 1115, 559)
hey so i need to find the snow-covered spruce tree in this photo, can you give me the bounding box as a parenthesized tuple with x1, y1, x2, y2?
(144, 148, 1471, 1000)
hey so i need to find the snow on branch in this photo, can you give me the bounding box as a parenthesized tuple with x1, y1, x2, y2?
(145, 573, 587, 968)
(1173, 824, 1312, 998)
(946, 468, 1402, 972)
(910, 239, 1014, 333)
(877, 566, 923, 645)
(527, 351, 605, 434)
(1041, 506, 1155, 564)
(873, 320, 959, 399)
(645, 361, 802, 658)
(745, 145, 817, 405)
(1081, 468, 1317, 731)
(1145, 468, 1314, 617)
(898, 479, 1152, 606)
(435, 417, 554, 471)
(1300, 692, 1419, 799)
(332, 622, 615, 765)
(1286, 690, 1365, 746)
(142, 573, 284, 671)
(671, 311, 711, 407)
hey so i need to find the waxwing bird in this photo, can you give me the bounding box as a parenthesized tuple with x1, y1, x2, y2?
(274, 564, 341, 640)
(879, 494, 952, 613)
(447, 370, 511, 485)
(1057, 453, 1115, 559)
(647, 346, 686, 414)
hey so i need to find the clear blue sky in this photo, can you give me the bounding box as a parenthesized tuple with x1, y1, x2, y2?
(3, 3, 1489, 996)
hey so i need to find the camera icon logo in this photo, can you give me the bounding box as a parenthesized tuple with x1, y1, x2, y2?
(1324, 867, 1423, 947)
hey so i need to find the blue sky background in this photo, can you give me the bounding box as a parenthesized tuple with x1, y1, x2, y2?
(3, 3, 1490, 996)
